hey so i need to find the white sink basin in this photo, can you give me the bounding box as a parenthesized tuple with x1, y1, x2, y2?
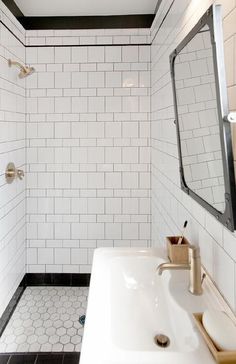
(80, 248, 225, 364)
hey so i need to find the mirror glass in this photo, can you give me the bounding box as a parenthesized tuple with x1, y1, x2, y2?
(174, 24, 225, 213)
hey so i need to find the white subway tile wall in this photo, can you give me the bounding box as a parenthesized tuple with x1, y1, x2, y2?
(26, 43, 151, 273)
(0, 1, 26, 317)
(25, 29, 151, 47)
(151, 0, 236, 313)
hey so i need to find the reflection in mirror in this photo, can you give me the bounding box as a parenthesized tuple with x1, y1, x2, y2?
(174, 24, 225, 213)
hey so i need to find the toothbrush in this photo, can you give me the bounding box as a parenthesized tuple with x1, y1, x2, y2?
(177, 220, 188, 245)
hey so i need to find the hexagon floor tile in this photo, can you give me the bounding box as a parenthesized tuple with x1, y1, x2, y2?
(0, 287, 89, 352)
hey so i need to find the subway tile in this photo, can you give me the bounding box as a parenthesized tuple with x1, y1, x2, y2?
(22, 32, 151, 277)
(55, 47, 71, 63)
(88, 46, 105, 62)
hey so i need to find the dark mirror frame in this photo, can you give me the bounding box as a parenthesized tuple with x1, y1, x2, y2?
(170, 5, 236, 231)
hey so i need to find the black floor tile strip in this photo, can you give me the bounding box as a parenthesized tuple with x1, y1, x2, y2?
(63, 353, 80, 364)
(0, 353, 80, 364)
(36, 353, 64, 364)
(0, 354, 10, 364)
(0, 285, 25, 338)
(8, 354, 37, 364)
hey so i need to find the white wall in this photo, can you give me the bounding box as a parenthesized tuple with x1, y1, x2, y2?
(151, 0, 236, 313)
(25, 31, 151, 273)
(0, 2, 26, 316)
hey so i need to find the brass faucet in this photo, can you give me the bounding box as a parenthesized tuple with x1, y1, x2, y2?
(157, 246, 203, 295)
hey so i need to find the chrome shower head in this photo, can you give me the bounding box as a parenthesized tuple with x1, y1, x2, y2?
(8, 59, 35, 78)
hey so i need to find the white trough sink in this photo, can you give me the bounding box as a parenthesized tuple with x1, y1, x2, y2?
(80, 248, 227, 364)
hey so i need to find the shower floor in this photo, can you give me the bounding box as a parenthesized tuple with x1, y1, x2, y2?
(0, 286, 88, 353)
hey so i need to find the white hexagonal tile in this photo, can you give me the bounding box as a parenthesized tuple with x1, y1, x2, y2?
(24, 327, 35, 336)
(75, 343, 82, 351)
(38, 335, 49, 345)
(14, 327, 24, 336)
(29, 343, 41, 351)
(49, 335, 59, 345)
(45, 327, 56, 336)
(15, 334, 27, 344)
(18, 343, 30, 352)
(53, 320, 63, 329)
(56, 327, 66, 337)
(71, 335, 82, 345)
(64, 343, 75, 351)
(12, 319, 23, 328)
(31, 312, 40, 321)
(6, 343, 17, 352)
(60, 313, 69, 321)
(67, 327, 76, 337)
(41, 343, 52, 351)
(52, 343, 63, 351)
(23, 319, 33, 328)
(21, 312, 30, 320)
(33, 319, 43, 328)
(43, 320, 53, 328)
(60, 335, 70, 345)
(27, 335, 38, 345)
(35, 327, 45, 336)
(4, 335, 15, 345)
(64, 320, 73, 329)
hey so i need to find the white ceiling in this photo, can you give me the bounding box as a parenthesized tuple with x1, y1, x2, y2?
(14, 0, 157, 17)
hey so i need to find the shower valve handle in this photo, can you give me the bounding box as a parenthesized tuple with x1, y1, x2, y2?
(5, 163, 24, 183)
(17, 169, 24, 180)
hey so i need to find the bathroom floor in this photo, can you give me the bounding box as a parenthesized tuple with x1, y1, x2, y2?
(0, 287, 88, 353)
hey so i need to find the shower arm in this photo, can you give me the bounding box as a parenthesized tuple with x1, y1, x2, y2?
(8, 59, 25, 71)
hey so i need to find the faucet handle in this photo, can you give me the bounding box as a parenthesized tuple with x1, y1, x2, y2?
(17, 169, 24, 180)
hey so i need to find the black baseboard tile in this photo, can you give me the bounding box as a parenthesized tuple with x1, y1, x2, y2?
(0, 353, 80, 364)
(0, 354, 10, 364)
(24, 273, 91, 287)
(0, 282, 25, 338)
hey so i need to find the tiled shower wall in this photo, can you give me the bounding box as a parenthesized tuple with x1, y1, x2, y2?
(26, 37, 151, 273)
(151, 0, 236, 313)
(0, 2, 26, 316)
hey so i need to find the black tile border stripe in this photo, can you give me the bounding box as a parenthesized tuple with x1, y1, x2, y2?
(2, 1, 155, 30)
(20, 15, 155, 30)
(0, 352, 81, 364)
(0, 285, 25, 338)
(1, 0, 23, 18)
(0, 273, 90, 338)
(24, 273, 91, 287)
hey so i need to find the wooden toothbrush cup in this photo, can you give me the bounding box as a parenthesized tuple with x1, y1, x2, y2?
(166, 236, 190, 264)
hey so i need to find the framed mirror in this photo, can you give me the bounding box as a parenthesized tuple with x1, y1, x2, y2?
(170, 5, 236, 231)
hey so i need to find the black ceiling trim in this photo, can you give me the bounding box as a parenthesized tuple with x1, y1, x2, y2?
(2, 0, 24, 18)
(19, 14, 155, 30)
(1, 1, 155, 29)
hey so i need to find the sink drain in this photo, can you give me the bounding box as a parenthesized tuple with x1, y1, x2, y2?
(154, 334, 170, 348)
